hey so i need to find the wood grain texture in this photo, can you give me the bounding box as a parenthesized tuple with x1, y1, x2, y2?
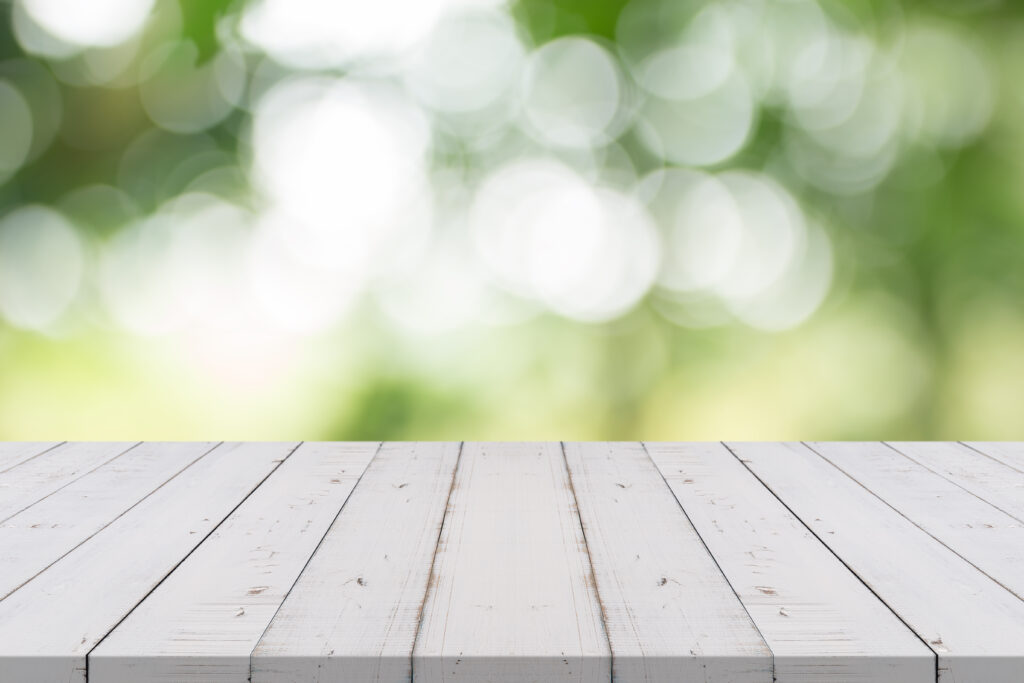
(0, 442, 61, 473)
(887, 442, 1024, 523)
(564, 442, 771, 682)
(810, 441, 1024, 600)
(0, 442, 216, 600)
(645, 442, 933, 683)
(2, 441, 1023, 682)
(253, 442, 461, 682)
(729, 441, 1024, 683)
(0, 442, 296, 683)
(89, 442, 378, 683)
(0, 442, 137, 522)
(413, 442, 610, 682)
(960, 442, 1024, 473)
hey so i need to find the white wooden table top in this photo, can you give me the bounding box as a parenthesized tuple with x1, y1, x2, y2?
(0, 442, 1022, 683)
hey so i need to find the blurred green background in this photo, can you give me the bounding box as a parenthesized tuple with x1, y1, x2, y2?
(0, 0, 1022, 440)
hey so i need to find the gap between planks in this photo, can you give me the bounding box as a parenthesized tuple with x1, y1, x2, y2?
(0, 442, 221, 601)
(646, 442, 933, 683)
(729, 441, 1024, 683)
(2, 443, 1021, 683)
(0, 442, 64, 474)
(807, 441, 1024, 601)
(0, 443, 300, 683)
(90, 442, 380, 682)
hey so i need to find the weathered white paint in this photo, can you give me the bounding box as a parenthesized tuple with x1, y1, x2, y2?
(811, 441, 1024, 600)
(888, 442, 1024, 523)
(0, 442, 136, 522)
(961, 442, 1024, 474)
(0, 442, 61, 473)
(253, 442, 461, 682)
(0, 442, 297, 683)
(89, 442, 378, 683)
(645, 442, 933, 683)
(413, 442, 610, 682)
(0, 442, 216, 600)
(2, 441, 1024, 682)
(730, 441, 1024, 683)
(564, 442, 772, 682)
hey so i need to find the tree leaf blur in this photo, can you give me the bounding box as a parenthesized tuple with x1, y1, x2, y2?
(0, 0, 1021, 439)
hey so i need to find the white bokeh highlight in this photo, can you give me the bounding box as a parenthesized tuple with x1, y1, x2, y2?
(471, 158, 660, 322)
(405, 8, 524, 121)
(18, 0, 155, 50)
(251, 77, 433, 284)
(641, 167, 833, 331)
(241, 0, 501, 70)
(0, 0, 870, 342)
(522, 37, 627, 149)
(0, 206, 84, 330)
(636, 71, 756, 167)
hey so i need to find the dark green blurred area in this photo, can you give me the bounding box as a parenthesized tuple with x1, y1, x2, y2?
(0, 0, 1023, 440)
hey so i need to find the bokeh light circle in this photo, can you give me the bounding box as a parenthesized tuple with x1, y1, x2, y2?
(251, 77, 433, 284)
(640, 169, 743, 293)
(470, 158, 660, 322)
(241, 0, 484, 69)
(0, 205, 84, 330)
(405, 8, 524, 119)
(19, 0, 155, 49)
(713, 171, 806, 303)
(636, 71, 756, 167)
(898, 21, 995, 148)
(140, 42, 247, 134)
(247, 210, 364, 335)
(627, 4, 737, 102)
(522, 37, 626, 149)
(0, 81, 33, 183)
(728, 221, 833, 331)
(642, 167, 830, 331)
(0, 60, 62, 164)
(100, 194, 257, 336)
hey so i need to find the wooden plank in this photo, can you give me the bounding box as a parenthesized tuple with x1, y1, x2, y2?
(412, 442, 610, 681)
(90, 442, 379, 683)
(811, 441, 1024, 601)
(0, 442, 217, 600)
(564, 442, 772, 682)
(888, 442, 1024, 522)
(645, 442, 933, 683)
(0, 442, 61, 473)
(253, 442, 460, 682)
(729, 441, 1024, 683)
(0, 442, 137, 522)
(0, 442, 298, 683)
(961, 442, 1024, 473)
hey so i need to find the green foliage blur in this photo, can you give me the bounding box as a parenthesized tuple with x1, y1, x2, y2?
(0, 0, 1023, 440)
